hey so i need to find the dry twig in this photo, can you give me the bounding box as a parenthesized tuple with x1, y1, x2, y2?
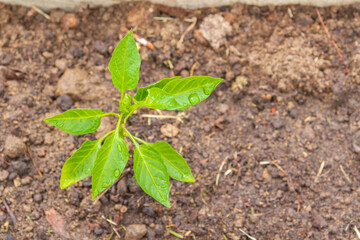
(316, 8, 349, 75)
(3, 199, 16, 228)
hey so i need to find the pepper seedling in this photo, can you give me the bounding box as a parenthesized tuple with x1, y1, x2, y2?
(44, 30, 223, 207)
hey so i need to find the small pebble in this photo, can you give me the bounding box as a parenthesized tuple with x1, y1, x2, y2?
(142, 206, 155, 217)
(4, 135, 26, 158)
(125, 224, 147, 240)
(160, 124, 179, 138)
(94, 40, 108, 55)
(56, 95, 73, 111)
(33, 193, 43, 203)
(93, 228, 104, 236)
(21, 176, 32, 185)
(271, 119, 285, 129)
(0, 170, 9, 182)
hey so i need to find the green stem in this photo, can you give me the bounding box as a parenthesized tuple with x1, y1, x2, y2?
(98, 130, 115, 142)
(133, 136, 149, 145)
(102, 112, 121, 118)
(123, 128, 139, 148)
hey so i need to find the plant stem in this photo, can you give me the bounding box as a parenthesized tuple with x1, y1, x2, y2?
(102, 112, 121, 118)
(98, 130, 115, 142)
(123, 128, 139, 148)
(133, 136, 149, 145)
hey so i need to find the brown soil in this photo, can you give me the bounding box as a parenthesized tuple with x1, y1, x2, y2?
(1, 2, 360, 239)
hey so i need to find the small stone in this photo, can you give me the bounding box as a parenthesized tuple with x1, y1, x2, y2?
(125, 224, 147, 240)
(21, 176, 32, 185)
(93, 228, 103, 236)
(154, 224, 164, 235)
(234, 215, 244, 227)
(94, 40, 108, 55)
(142, 206, 155, 217)
(160, 124, 179, 138)
(128, 178, 141, 193)
(271, 119, 285, 129)
(199, 14, 232, 50)
(56, 95, 73, 111)
(249, 214, 260, 223)
(12, 161, 29, 176)
(312, 211, 328, 229)
(117, 178, 128, 194)
(55, 59, 67, 71)
(33, 194, 43, 203)
(147, 229, 156, 240)
(114, 204, 128, 213)
(80, 195, 101, 214)
(61, 13, 80, 30)
(0, 170, 9, 182)
(289, 109, 298, 119)
(8, 172, 17, 181)
(224, 12, 237, 24)
(32, 210, 41, 220)
(50, 9, 65, 23)
(127, 7, 148, 27)
(218, 103, 229, 114)
(4, 135, 26, 158)
(57, 68, 89, 101)
(262, 168, 271, 181)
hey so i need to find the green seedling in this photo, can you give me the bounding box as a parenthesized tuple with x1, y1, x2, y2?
(44, 30, 223, 207)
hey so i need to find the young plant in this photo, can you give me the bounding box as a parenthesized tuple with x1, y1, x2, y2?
(44, 30, 223, 207)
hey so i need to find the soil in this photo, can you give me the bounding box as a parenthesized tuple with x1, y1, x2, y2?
(1, 2, 360, 239)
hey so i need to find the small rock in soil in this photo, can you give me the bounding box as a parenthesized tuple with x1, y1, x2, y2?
(271, 119, 285, 129)
(0, 170, 9, 182)
(114, 204, 128, 213)
(154, 224, 164, 235)
(147, 229, 156, 240)
(21, 176, 32, 185)
(50, 9, 65, 23)
(218, 103, 229, 114)
(117, 178, 128, 194)
(234, 215, 244, 227)
(8, 172, 17, 181)
(127, 7, 148, 27)
(55, 59, 67, 71)
(142, 206, 155, 217)
(94, 40, 108, 55)
(31, 210, 41, 220)
(61, 13, 80, 30)
(4, 135, 26, 158)
(12, 161, 29, 176)
(125, 224, 147, 240)
(33, 194, 43, 203)
(93, 228, 103, 236)
(160, 124, 179, 138)
(128, 177, 141, 193)
(312, 211, 328, 229)
(57, 68, 89, 101)
(199, 14, 232, 50)
(56, 95, 73, 111)
(289, 109, 298, 119)
(80, 195, 101, 214)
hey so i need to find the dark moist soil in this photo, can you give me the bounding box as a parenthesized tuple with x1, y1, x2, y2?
(1, 2, 360, 239)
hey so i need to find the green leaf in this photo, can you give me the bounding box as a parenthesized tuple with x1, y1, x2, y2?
(150, 141, 195, 182)
(92, 132, 129, 199)
(136, 76, 223, 110)
(44, 109, 104, 135)
(119, 93, 132, 114)
(134, 144, 170, 207)
(109, 29, 141, 95)
(60, 140, 101, 189)
(134, 76, 181, 102)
